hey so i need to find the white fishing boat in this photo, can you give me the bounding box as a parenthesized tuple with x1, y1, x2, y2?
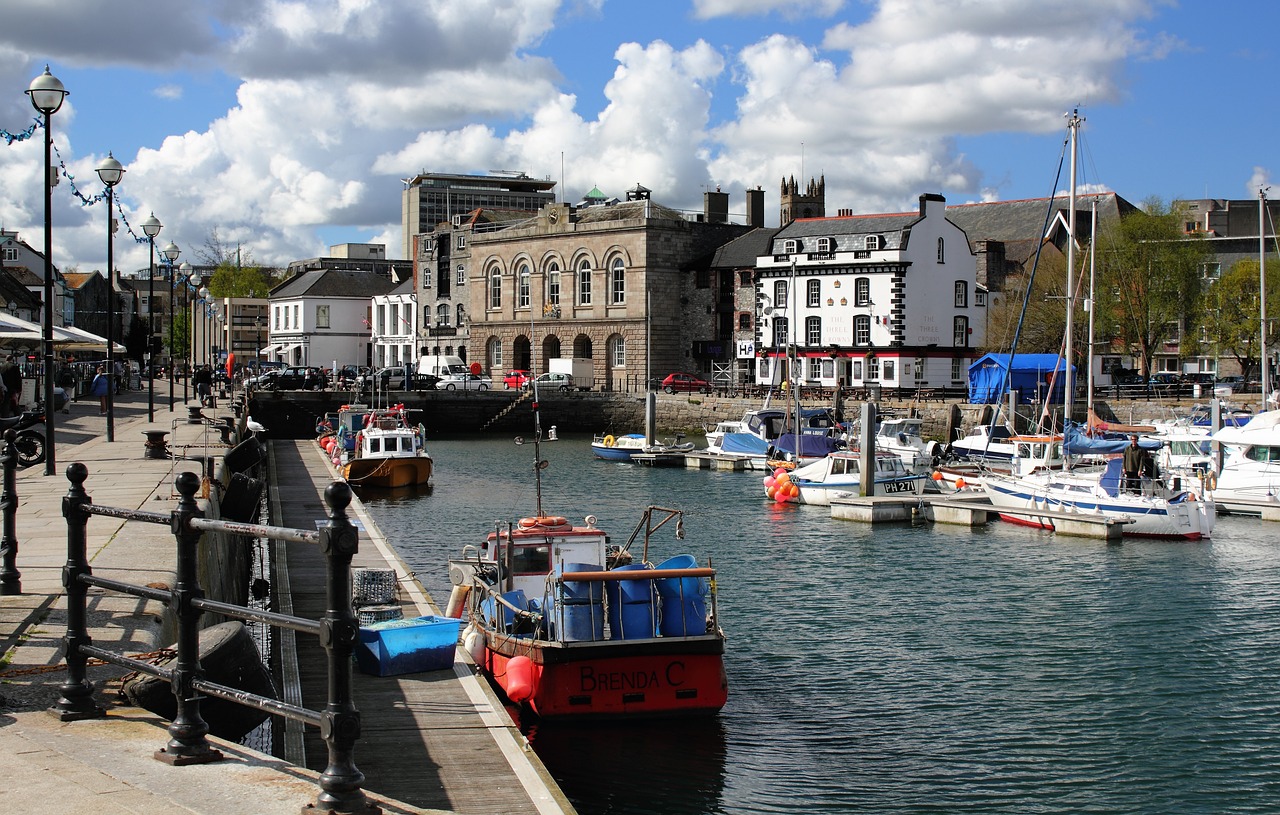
(874, 417, 943, 469)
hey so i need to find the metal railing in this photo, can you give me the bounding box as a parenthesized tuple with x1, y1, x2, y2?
(50, 464, 377, 815)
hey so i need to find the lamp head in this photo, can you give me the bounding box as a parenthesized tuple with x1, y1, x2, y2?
(26, 65, 67, 115)
(141, 212, 162, 239)
(179, 261, 192, 276)
(162, 241, 181, 262)
(96, 152, 124, 187)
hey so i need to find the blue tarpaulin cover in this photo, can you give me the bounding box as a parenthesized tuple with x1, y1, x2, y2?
(968, 353, 1073, 404)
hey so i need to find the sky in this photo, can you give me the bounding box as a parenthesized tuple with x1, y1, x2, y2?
(0, 0, 1275, 278)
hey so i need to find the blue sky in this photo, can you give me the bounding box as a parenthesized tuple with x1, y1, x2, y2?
(0, 0, 1275, 275)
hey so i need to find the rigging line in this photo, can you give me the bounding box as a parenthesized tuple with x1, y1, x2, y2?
(994, 129, 1070, 438)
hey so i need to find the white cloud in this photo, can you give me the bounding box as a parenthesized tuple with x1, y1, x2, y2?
(693, 0, 846, 20)
(154, 84, 183, 101)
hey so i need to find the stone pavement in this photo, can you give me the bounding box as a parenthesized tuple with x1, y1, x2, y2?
(0, 382, 443, 814)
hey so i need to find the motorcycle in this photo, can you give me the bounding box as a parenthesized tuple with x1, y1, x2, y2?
(0, 404, 47, 468)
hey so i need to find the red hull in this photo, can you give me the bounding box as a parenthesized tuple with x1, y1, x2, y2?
(485, 644, 727, 720)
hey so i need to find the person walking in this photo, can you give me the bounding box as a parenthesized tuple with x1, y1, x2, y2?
(194, 365, 213, 407)
(0, 355, 18, 417)
(1122, 434, 1153, 495)
(90, 366, 111, 414)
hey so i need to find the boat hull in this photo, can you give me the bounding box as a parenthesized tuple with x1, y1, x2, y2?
(591, 443, 639, 461)
(343, 457, 433, 488)
(481, 630, 728, 720)
(983, 476, 1212, 540)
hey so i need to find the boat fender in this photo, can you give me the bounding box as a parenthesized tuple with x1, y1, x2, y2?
(603, 434, 615, 447)
(445, 584, 470, 618)
(1205, 472, 1217, 491)
(506, 655, 536, 702)
(1188, 492, 1197, 502)
(463, 623, 486, 663)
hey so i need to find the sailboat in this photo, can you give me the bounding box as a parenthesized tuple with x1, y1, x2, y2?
(980, 111, 1215, 540)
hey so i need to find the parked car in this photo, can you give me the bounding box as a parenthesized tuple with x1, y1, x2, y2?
(661, 372, 710, 393)
(503, 369, 531, 389)
(1182, 372, 1215, 385)
(272, 366, 328, 390)
(440, 372, 492, 391)
(1148, 372, 1181, 394)
(358, 367, 439, 391)
(526, 371, 581, 392)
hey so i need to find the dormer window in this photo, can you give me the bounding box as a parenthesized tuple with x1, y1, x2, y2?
(782, 239, 798, 254)
(865, 235, 880, 251)
(816, 237, 834, 253)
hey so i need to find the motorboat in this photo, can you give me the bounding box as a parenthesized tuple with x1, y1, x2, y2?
(764, 450, 943, 506)
(874, 417, 943, 469)
(1206, 409, 1280, 513)
(591, 432, 694, 461)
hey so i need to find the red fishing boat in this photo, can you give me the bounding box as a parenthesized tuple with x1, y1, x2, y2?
(446, 392, 727, 719)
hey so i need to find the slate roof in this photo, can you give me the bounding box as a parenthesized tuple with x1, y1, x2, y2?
(270, 268, 397, 299)
(710, 227, 783, 268)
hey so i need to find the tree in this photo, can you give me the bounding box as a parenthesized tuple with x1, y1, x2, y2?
(169, 311, 190, 361)
(207, 261, 274, 299)
(982, 250, 1071, 355)
(1201, 256, 1280, 379)
(1093, 198, 1209, 376)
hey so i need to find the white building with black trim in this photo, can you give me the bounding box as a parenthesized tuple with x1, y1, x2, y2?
(754, 193, 984, 391)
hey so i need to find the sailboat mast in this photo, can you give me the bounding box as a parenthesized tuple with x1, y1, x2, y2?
(1261, 187, 1269, 412)
(790, 258, 799, 456)
(1086, 198, 1098, 418)
(1063, 109, 1082, 429)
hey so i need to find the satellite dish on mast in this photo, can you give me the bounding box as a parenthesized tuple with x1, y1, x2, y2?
(762, 306, 773, 316)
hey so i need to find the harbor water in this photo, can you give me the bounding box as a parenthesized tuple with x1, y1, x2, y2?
(360, 434, 1280, 815)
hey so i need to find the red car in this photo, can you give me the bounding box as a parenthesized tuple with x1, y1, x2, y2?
(504, 369, 531, 389)
(661, 372, 710, 393)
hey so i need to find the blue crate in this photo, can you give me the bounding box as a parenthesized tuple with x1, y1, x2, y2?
(356, 615, 461, 676)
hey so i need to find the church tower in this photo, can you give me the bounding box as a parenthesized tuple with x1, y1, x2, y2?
(780, 175, 825, 223)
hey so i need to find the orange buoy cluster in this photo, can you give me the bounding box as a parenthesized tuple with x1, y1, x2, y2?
(763, 466, 799, 503)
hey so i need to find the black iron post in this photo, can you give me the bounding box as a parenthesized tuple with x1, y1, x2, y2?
(51, 462, 104, 720)
(34, 87, 59, 476)
(168, 260, 174, 411)
(147, 235, 156, 420)
(314, 480, 376, 814)
(0, 430, 19, 595)
(155, 470, 223, 765)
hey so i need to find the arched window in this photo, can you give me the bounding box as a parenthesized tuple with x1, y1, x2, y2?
(609, 334, 625, 367)
(547, 262, 561, 306)
(436, 303, 450, 326)
(488, 267, 502, 309)
(517, 263, 531, 309)
(854, 277, 870, 306)
(854, 315, 871, 345)
(865, 235, 880, 251)
(953, 316, 969, 347)
(954, 281, 968, 307)
(610, 257, 626, 304)
(774, 280, 788, 308)
(816, 237, 834, 253)
(456, 303, 465, 326)
(937, 237, 945, 263)
(806, 315, 821, 346)
(782, 239, 798, 254)
(577, 259, 592, 306)
(487, 337, 502, 369)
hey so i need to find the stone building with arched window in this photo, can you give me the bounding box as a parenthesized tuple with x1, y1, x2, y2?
(466, 191, 752, 390)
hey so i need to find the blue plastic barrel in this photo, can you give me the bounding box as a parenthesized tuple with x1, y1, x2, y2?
(606, 564, 657, 640)
(655, 554, 708, 637)
(559, 600, 605, 641)
(556, 562, 604, 604)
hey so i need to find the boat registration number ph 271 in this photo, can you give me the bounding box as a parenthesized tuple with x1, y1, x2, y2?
(881, 479, 919, 495)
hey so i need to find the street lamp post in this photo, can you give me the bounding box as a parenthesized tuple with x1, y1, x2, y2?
(198, 287, 210, 368)
(139, 213, 162, 422)
(95, 152, 123, 442)
(162, 241, 180, 411)
(26, 65, 68, 477)
(179, 262, 192, 403)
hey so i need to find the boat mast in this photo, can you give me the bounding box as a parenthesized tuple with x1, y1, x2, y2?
(790, 258, 799, 457)
(1063, 109, 1082, 430)
(1086, 198, 1098, 419)
(1261, 187, 1269, 412)
(526, 268, 545, 517)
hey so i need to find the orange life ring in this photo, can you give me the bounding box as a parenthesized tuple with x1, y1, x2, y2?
(519, 516, 569, 529)
(603, 435, 615, 447)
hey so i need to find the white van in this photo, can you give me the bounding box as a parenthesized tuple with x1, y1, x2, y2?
(417, 354, 469, 379)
